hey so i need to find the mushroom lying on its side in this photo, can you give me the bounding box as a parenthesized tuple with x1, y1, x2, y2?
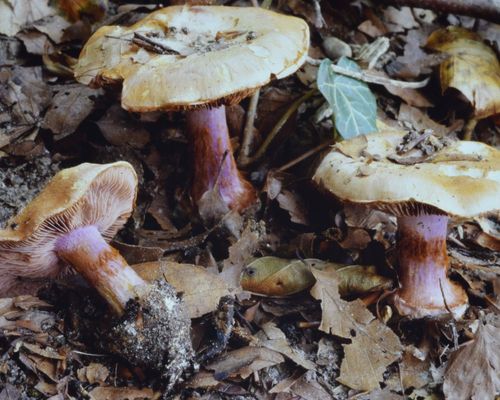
(74, 5, 310, 213)
(313, 131, 500, 319)
(0, 162, 194, 389)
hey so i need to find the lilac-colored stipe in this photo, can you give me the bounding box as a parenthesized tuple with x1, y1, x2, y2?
(395, 213, 467, 317)
(186, 105, 249, 205)
(398, 214, 448, 241)
(55, 225, 106, 259)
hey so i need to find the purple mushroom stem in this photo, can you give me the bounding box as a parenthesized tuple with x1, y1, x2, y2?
(55, 225, 147, 315)
(394, 214, 467, 318)
(185, 106, 256, 212)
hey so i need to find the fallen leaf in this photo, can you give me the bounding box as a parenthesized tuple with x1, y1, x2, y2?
(426, 26, 500, 119)
(88, 387, 155, 400)
(16, 31, 55, 55)
(133, 260, 230, 318)
(400, 350, 431, 389)
(276, 189, 309, 225)
(97, 104, 150, 149)
(0, 0, 56, 37)
(42, 84, 102, 140)
(241, 257, 392, 297)
(221, 220, 267, 291)
(318, 57, 377, 139)
(207, 346, 284, 380)
(310, 268, 402, 391)
(0, 66, 51, 148)
(383, 6, 419, 32)
(77, 362, 109, 384)
(255, 322, 316, 370)
(443, 315, 500, 400)
(270, 371, 334, 400)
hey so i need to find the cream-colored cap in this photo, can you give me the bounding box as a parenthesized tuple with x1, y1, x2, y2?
(0, 162, 138, 290)
(313, 131, 500, 218)
(74, 5, 310, 112)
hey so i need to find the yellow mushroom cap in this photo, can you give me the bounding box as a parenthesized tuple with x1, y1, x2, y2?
(0, 162, 138, 288)
(74, 5, 310, 111)
(313, 131, 500, 218)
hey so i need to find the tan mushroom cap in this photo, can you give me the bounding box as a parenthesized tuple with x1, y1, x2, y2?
(0, 162, 138, 286)
(74, 5, 310, 111)
(313, 131, 500, 218)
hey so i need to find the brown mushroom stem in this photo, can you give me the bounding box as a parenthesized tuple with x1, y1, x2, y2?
(55, 225, 147, 315)
(394, 214, 468, 319)
(186, 106, 257, 212)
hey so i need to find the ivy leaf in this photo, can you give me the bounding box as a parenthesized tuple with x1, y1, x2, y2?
(317, 57, 377, 139)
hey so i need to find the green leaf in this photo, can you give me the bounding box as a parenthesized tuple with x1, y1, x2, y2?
(317, 57, 377, 139)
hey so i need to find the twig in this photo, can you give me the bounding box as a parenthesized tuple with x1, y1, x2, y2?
(238, 90, 260, 166)
(439, 278, 456, 321)
(238, 0, 271, 166)
(313, 0, 326, 28)
(240, 89, 317, 166)
(277, 139, 334, 171)
(376, 0, 500, 24)
(307, 56, 430, 89)
(132, 32, 180, 55)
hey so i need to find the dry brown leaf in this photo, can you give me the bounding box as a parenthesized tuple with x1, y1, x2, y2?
(16, 31, 54, 55)
(400, 351, 431, 389)
(427, 26, 500, 119)
(0, 0, 56, 37)
(310, 268, 402, 391)
(207, 346, 285, 379)
(133, 260, 230, 318)
(221, 219, 266, 291)
(271, 371, 333, 400)
(255, 322, 316, 370)
(42, 84, 102, 140)
(32, 15, 71, 44)
(0, 66, 51, 148)
(383, 6, 418, 32)
(88, 386, 156, 400)
(97, 105, 150, 149)
(443, 315, 500, 400)
(276, 190, 309, 225)
(77, 362, 109, 384)
(389, 29, 437, 79)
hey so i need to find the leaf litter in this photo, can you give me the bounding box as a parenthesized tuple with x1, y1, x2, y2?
(0, 0, 499, 398)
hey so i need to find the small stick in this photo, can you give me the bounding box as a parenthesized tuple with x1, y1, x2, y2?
(241, 89, 317, 166)
(307, 57, 430, 89)
(238, 90, 260, 166)
(132, 32, 180, 55)
(277, 139, 334, 172)
(377, 0, 500, 24)
(297, 321, 320, 329)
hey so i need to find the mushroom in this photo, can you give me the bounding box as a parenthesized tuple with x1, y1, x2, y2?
(313, 131, 500, 319)
(0, 162, 194, 385)
(74, 5, 310, 212)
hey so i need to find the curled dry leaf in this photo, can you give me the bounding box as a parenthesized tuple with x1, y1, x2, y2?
(241, 256, 392, 297)
(310, 268, 402, 391)
(0, 0, 55, 37)
(88, 386, 156, 400)
(443, 315, 500, 400)
(42, 84, 103, 140)
(426, 26, 500, 119)
(0, 66, 51, 148)
(132, 261, 230, 319)
(255, 322, 316, 370)
(207, 346, 284, 380)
